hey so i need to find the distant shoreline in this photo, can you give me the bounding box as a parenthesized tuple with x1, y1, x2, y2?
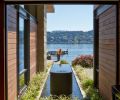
(47, 30, 93, 44)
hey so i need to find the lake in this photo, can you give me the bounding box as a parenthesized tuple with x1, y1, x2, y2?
(19, 44, 93, 71)
(47, 44, 93, 64)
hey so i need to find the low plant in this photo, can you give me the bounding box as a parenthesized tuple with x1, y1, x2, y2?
(19, 74, 25, 89)
(20, 71, 47, 100)
(84, 82, 102, 100)
(60, 59, 69, 64)
(39, 95, 78, 100)
(90, 90, 103, 100)
(73, 66, 103, 100)
(74, 66, 88, 81)
(72, 55, 93, 68)
(82, 79, 93, 90)
(47, 61, 53, 67)
(115, 93, 120, 99)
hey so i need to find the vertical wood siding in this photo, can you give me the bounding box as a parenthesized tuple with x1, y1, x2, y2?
(30, 19, 37, 79)
(98, 5, 116, 100)
(7, 5, 17, 100)
(7, 5, 37, 99)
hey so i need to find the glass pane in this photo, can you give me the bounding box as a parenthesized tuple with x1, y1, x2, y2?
(19, 74, 25, 89)
(19, 17, 24, 73)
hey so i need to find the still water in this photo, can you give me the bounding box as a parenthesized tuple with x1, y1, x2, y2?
(47, 44, 93, 64)
(20, 44, 93, 71)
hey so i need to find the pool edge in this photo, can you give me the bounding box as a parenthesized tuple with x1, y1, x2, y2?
(71, 67, 86, 98)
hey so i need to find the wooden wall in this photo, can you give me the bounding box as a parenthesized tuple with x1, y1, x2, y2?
(6, 5, 37, 99)
(98, 5, 116, 100)
(30, 19, 37, 80)
(7, 5, 17, 100)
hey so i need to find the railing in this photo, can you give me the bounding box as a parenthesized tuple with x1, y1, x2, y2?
(112, 85, 120, 100)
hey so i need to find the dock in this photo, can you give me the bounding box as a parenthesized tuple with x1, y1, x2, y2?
(47, 50, 68, 55)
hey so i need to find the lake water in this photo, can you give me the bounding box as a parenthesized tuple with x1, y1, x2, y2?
(47, 44, 93, 64)
(20, 44, 93, 71)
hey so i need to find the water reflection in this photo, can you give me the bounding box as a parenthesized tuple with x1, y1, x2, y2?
(41, 72, 83, 100)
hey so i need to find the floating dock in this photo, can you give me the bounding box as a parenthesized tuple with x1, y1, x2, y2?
(47, 50, 68, 55)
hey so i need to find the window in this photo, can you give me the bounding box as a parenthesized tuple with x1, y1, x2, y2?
(17, 5, 31, 97)
(18, 9, 28, 94)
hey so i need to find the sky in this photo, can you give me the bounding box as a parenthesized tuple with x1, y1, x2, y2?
(47, 5, 93, 32)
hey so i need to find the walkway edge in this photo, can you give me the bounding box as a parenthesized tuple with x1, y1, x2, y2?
(36, 66, 52, 100)
(72, 67, 86, 98)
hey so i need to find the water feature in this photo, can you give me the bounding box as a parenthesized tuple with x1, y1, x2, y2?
(50, 64, 72, 95)
(41, 70, 83, 100)
(41, 44, 93, 99)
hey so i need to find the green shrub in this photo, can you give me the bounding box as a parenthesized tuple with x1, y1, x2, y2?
(20, 72, 46, 100)
(91, 91, 103, 100)
(60, 59, 69, 64)
(83, 82, 102, 100)
(82, 79, 93, 90)
(73, 66, 103, 100)
(20, 62, 53, 100)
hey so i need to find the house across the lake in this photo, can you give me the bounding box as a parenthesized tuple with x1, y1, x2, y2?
(0, 1, 119, 100)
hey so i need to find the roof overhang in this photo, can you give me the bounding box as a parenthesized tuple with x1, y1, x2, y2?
(47, 5, 55, 13)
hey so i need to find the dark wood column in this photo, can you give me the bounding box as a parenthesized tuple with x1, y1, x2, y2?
(0, 1, 5, 100)
(93, 9, 99, 89)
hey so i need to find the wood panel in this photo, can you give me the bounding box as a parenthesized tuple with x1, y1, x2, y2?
(30, 19, 37, 79)
(98, 5, 116, 100)
(7, 5, 17, 100)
